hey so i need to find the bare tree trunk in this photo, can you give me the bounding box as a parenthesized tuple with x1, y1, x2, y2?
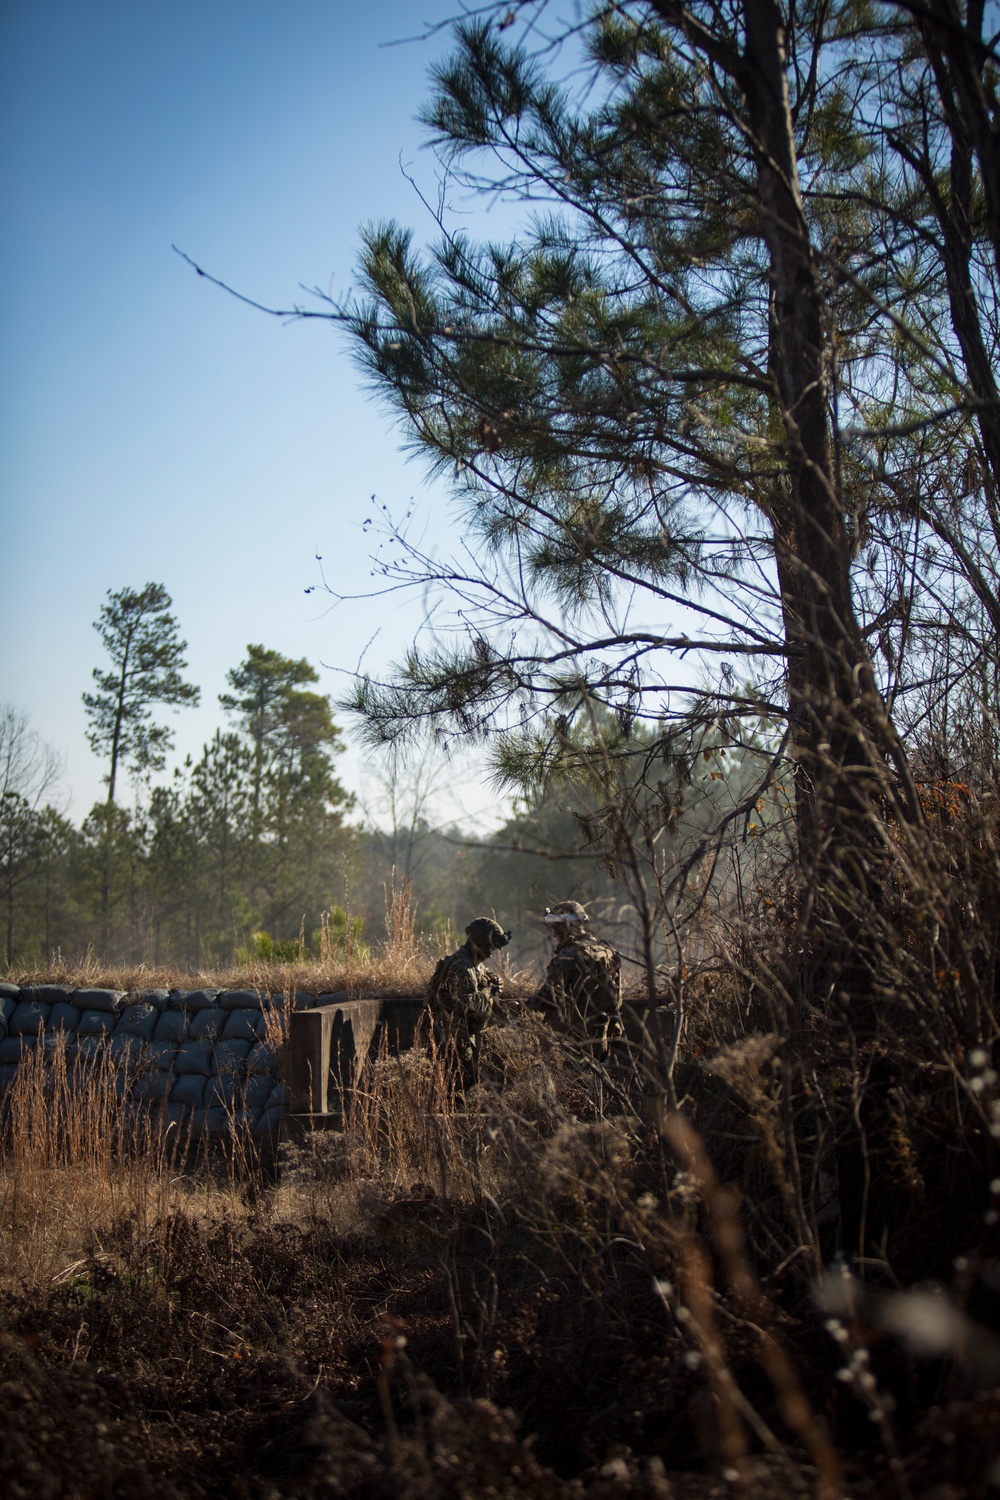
(740, 1, 915, 1026)
(909, 1, 1000, 554)
(908, 0, 1000, 281)
(745, 5, 866, 734)
(646, 6, 916, 1000)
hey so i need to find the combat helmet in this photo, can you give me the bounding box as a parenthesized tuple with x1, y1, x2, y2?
(465, 917, 512, 951)
(543, 900, 589, 927)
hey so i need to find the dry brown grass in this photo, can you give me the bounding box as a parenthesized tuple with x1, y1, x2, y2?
(4, 955, 551, 1001)
(0, 1034, 268, 1299)
(2, 951, 438, 999)
(1, 1037, 165, 1291)
(0, 960, 553, 1007)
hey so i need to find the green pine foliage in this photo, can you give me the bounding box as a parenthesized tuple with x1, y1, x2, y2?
(83, 583, 200, 804)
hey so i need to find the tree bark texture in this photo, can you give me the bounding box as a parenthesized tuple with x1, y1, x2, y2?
(647, 0, 914, 1018)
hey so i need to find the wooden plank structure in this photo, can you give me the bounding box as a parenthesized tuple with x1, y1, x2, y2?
(282, 994, 424, 1136)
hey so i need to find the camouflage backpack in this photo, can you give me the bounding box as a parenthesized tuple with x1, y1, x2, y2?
(590, 939, 623, 1016)
(567, 936, 622, 1017)
(426, 953, 456, 1004)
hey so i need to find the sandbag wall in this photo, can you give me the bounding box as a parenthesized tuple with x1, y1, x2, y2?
(0, 982, 292, 1142)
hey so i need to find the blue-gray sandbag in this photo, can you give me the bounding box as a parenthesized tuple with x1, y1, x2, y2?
(243, 1073, 274, 1111)
(77, 1009, 116, 1035)
(217, 989, 264, 1009)
(170, 1073, 207, 1108)
(205, 1073, 241, 1110)
(72, 1034, 106, 1064)
(108, 1032, 143, 1066)
(222, 1008, 259, 1043)
(246, 1039, 278, 1074)
(132, 1071, 172, 1104)
(173, 1040, 213, 1076)
(73, 988, 125, 1013)
(145, 1039, 177, 1069)
(137, 988, 171, 1006)
(212, 1038, 252, 1075)
(253, 1105, 284, 1139)
(189, 1007, 226, 1041)
(117, 1002, 158, 1040)
(168, 988, 220, 1011)
(48, 1001, 82, 1030)
(20, 984, 70, 1003)
(8, 1001, 50, 1036)
(194, 1105, 231, 1137)
(152, 1009, 188, 1043)
(0, 992, 17, 1040)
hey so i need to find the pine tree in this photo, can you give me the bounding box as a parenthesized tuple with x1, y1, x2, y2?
(220, 646, 325, 846)
(220, 646, 353, 941)
(187, 731, 256, 960)
(337, 3, 925, 1016)
(83, 583, 199, 951)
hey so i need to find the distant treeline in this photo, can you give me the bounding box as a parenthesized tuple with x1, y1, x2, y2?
(1, 722, 765, 970)
(1, 586, 770, 969)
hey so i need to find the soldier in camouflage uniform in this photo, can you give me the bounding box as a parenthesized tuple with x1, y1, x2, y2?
(425, 917, 511, 1091)
(530, 901, 623, 1059)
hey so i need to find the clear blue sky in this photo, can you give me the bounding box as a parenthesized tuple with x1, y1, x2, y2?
(1, 0, 507, 823)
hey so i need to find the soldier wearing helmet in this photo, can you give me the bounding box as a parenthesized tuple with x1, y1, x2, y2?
(425, 917, 511, 1091)
(531, 901, 623, 1059)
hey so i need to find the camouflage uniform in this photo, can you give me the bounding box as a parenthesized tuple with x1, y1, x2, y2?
(531, 904, 622, 1059)
(426, 918, 509, 1090)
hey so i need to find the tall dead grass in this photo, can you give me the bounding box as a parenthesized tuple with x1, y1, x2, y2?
(2, 950, 441, 1002)
(0, 1030, 277, 1301)
(0, 1035, 177, 1292)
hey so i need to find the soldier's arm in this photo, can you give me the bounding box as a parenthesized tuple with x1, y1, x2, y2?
(464, 969, 495, 1025)
(446, 960, 492, 1025)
